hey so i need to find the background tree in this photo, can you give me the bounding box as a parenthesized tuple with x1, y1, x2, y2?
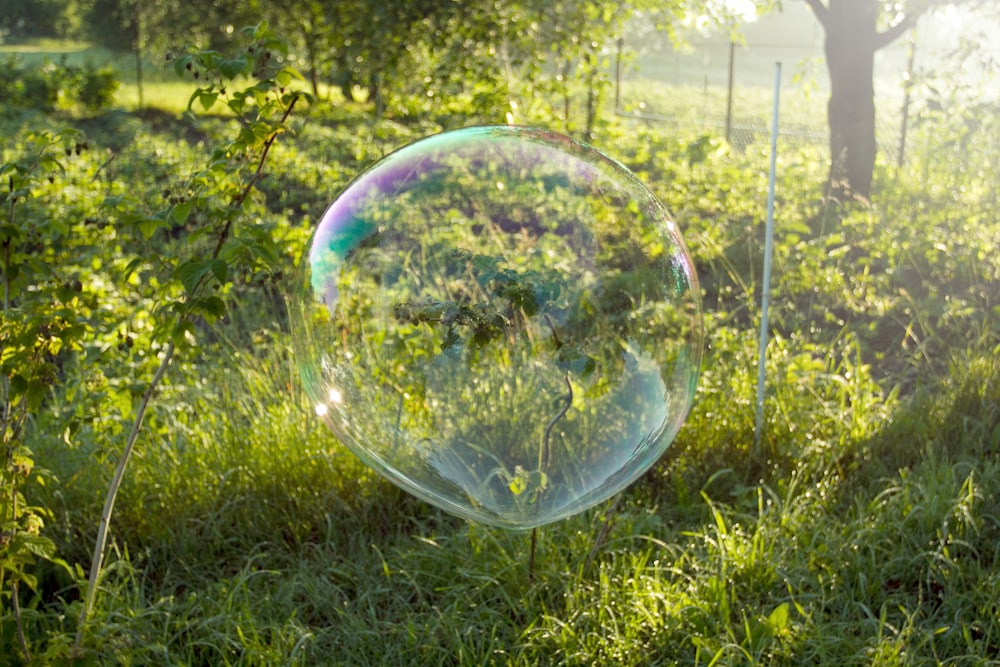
(0, 0, 87, 40)
(803, 0, 983, 200)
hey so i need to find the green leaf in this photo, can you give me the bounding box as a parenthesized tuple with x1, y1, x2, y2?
(172, 319, 197, 347)
(508, 474, 527, 496)
(209, 259, 228, 285)
(123, 257, 145, 281)
(198, 91, 219, 111)
(765, 602, 790, 632)
(172, 202, 192, 225)
(11, 533, 57, 561)
(137, 216, 167, 240)
(173, 55, 194, 78)
(198, 295, 227, 321)
(220, 58, 250, 79)
(9, 373, 27, 398)
(175, 259, 212, 294)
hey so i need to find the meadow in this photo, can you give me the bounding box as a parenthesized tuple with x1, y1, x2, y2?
(1, 32, 999, 666)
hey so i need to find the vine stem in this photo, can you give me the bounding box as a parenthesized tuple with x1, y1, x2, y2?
(75, 339, 175, 648)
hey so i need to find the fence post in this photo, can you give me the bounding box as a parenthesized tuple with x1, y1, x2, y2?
(615, 37, 624, 111)
(898, 32, 917, 167)
(755, 62, 781, 451)
(725, 40, 736, 144)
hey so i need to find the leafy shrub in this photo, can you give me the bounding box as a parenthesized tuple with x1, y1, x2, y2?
(0, 55, 120, 112)
(76, 63, 119, 111)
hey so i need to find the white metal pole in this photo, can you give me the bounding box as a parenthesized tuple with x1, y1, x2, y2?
(755, 62, 781, 448)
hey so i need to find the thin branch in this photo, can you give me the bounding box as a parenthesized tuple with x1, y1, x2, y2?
(874, 12, 920, 51)
(75, 86, 302, 652)
(12, 581, 30, 663)
(75, 339, 176, 648)
(802, 0, 829, 27)
(211, 93, 301, 260)
(5, 182, 15, 311)
(540, 373, 572, 474)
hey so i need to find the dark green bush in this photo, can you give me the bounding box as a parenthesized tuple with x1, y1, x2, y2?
(0, 55, 120, 112)
(76, 63, 119, 111)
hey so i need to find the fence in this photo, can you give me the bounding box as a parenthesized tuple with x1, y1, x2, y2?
(613, 6, 957, 166)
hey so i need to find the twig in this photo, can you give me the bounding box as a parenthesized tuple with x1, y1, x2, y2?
(74, 85, 301, 654)
(211, 94, 300, 259)
(75, 339, 176, 647)
(539, 373, 572, 474)
(12, 581, 30, 663)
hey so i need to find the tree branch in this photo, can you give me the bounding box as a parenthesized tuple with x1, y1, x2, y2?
(211, 93, 301, 260)
(802, 0, 829, 27)
(874, 12, 920, 50)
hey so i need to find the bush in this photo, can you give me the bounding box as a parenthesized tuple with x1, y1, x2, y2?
(77, 63, 119, 111)
(0, 55, 120, 112)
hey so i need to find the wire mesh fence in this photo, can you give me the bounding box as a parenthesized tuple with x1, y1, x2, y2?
(614, 36, 911, 164)
(613, 5, 953, 165)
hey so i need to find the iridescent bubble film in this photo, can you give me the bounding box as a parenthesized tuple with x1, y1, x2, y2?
(290, 126, 703, 529)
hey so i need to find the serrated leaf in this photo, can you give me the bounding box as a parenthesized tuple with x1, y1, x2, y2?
(172, 202, 192, 225)
(209, 259, 228, 285)
(175, 259, 211, 294)
(16, 534, 57, 560)
(220, 58, 249, 79)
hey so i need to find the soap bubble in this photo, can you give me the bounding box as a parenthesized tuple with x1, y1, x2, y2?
(290, 126, 702, 529)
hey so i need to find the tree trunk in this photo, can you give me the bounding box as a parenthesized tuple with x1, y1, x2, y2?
(822, 0, 878, 200)
(133, 0, 144, 110)
(305, 36, 319, 98)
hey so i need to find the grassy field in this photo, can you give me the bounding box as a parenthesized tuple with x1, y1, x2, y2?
(2, 39, 999, 666)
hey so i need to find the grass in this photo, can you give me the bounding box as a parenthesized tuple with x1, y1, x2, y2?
(32, 350, 999, 665)
(4, 38, 1000, 665)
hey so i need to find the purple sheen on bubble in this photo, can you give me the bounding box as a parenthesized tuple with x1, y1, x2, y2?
(289, 125, 703, 530)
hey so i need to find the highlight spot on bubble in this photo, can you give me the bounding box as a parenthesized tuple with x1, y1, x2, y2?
(289, 125, 703, 530)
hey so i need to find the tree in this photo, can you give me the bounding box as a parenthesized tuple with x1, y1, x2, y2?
(803, 0, 986, 200)
(803, 0, 923, 200)
(0, 0, 87, 39)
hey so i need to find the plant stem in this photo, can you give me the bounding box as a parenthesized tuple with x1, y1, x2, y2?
(74, 339, 176, 648)
(528, 528, 538, 582)
(211, 94, 300, 259)
(12, 581, 30, 662)
(530, 373, 573, 581)
(538, 373, 572, 474)
(582, 494, 622, 576)
(73, 90, 299, 651)
(5, 184, 15, 311)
